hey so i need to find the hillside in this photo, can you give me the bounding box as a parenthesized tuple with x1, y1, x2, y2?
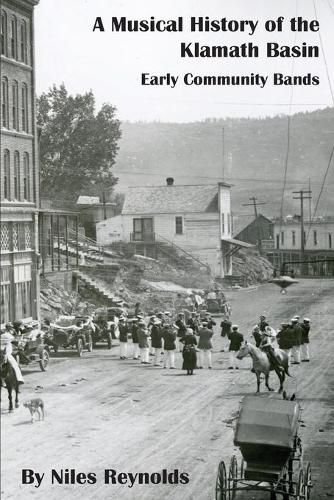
(114, 107, 334, 216)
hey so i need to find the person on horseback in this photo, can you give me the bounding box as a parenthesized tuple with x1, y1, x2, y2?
(260, 326, 285, 374)
(0, 329, 24, 384)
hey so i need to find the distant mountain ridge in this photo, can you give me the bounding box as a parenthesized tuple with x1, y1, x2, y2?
(114, 107, 334, 216)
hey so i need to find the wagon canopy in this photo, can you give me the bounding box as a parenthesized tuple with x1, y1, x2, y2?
(234, 396, 300, 450)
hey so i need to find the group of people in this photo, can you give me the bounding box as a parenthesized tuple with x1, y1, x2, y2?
(251, 314, 311, 364)
(116, 310, 218, 373)
(1, 305, 312, 386)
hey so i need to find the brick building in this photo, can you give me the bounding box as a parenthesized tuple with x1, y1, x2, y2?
(1, 0, 40, 324)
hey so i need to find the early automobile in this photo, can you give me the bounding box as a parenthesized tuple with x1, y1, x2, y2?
(12, 328, 50, 372)
(48, 316, 93, 356)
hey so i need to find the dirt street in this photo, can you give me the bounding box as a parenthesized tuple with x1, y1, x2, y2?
(1, 279, 334, 500)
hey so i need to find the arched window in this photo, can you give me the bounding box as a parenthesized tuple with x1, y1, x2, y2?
(21, 83, 28, 132)
(23, 152, 30, 200)
(10, 15, 17, 59)
(1, 10, 7, 56)
(4, 150, 10, 199)
(20, 20, 27, 63)
(14, 151, 20, 200)
(12, 80, 19, 130)
(1, 77, 9, 127)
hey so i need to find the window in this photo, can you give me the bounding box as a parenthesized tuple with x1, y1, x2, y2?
(14, 151, 20, 199)
(1, 77, 9, 127)
(221, 213, 225, 234)
(23, 152, 30, 200)
(313, 230, 317, 246)
(12, 80, 19, 130)
(1, 10, 7, 56)
(1, 267, 11, 323)
(3, 149, 10, 199)
(14, 264, 32, 318)
(175, 216, 183, 235)
(0, 223, 10, 250)
(329, 233, 332, 250)
(21, 83, 28, 131)
(20, 20, 27, 63)
(292, 230, 296, 246)
(281, 231, 284, 245)
(10, 16, 17, 59)
(227, 213, 231, 235)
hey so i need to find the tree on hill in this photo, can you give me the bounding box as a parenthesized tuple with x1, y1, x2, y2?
(37, 84, 121, 202)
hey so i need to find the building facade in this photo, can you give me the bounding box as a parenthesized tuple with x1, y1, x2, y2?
(267, 216, 334, 276)
(97, 179, 252, 277)
(1, 0, 40, 324)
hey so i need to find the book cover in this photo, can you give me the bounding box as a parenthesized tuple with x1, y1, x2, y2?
(1, 1, 333, 499)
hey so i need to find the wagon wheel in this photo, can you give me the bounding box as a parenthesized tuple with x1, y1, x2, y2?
(77, 338, 83, 357)
(295, 469, 305, 500)
(87, 334, 93, 353)
(228, 455, 238, 499)
(39, 349, 50, 371)
(106, 331, 112, 349)
(304, 463, 312, 500)
(216, 461, 227, 500)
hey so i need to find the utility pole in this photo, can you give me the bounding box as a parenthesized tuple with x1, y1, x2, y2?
(293, 189, 312, 275)
(242, 197, 267, 253)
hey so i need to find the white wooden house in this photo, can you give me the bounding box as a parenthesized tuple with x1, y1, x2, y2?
(96, 178, 251, 277)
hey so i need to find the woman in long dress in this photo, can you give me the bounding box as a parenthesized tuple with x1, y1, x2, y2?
(181, 328, 197, 375)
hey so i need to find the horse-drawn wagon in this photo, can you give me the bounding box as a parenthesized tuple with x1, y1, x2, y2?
(48, 316, 93, 356)
(215, 396, 312, 500)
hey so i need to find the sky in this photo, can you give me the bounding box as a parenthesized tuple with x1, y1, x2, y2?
(34, 0, 334, 122)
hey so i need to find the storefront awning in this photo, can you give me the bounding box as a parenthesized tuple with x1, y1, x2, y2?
(221, 237, 254, 249)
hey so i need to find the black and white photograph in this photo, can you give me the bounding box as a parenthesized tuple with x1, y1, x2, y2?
(1, 0, 334, 499)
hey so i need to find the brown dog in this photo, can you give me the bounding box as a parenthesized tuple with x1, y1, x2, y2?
(23, 398, 45, 423)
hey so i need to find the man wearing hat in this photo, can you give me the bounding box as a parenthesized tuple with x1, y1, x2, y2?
(162, 324, 177, 369)
(187, 312, 199, 334)
(258, 315, 269, 333)
(228, 325, 244, 369)
(150, 318, 163, 366)
(205, 313, 217, 331)
(131, 318, 140, 359)
(156, 312, 165, 327)
(197, 321, 214, 369)
(137, 319, 150, 364)
(118, 317, 129, 360)
(290, 317, 302, 364)
(301, 318, 311, 362)
(276, 322, 294, 363)
(175, 313, 187, 352)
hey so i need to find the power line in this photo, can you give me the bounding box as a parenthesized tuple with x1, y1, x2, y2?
(305, 144, 334, 242)
(242, 197, 267, 253)
(278, 0, 298, 235)
(326, 0, 334, 21)
(313, 0, 334, 106)
(293, 190, 312, 274)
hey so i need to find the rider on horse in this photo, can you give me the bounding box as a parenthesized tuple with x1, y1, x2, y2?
(0, 326, 24, 384)
(260, 326, 286, 373)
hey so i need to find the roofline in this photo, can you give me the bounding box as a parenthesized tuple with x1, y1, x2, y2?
(125, 183, 226, 189)
(121, 210, 219, 216)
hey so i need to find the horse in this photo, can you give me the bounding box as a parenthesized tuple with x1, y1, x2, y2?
(0, 351, 20, 412)
(236, 341, 290, 393)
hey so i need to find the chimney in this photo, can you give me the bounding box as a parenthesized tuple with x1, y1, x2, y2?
(166, 177, 174, 186)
